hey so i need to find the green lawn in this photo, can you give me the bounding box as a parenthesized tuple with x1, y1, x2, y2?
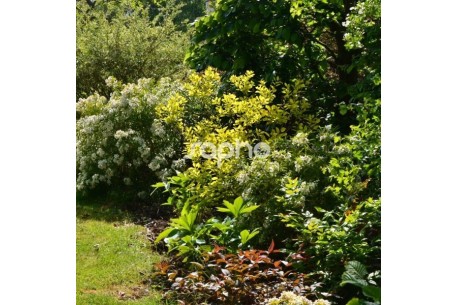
(76, 202, 164, 305)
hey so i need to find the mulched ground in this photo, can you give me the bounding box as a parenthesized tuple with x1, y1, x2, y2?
(124, 202, 171, 253)
(145, 219, 168, 253)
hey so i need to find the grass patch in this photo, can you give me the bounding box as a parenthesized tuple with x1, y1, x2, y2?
(77, 202, 164, 305)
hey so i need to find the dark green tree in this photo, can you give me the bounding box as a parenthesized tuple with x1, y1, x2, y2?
(186, 0, 380, 132)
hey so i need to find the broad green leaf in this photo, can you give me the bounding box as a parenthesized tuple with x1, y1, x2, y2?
(181, 235, 192, 244)
(211, 222, 229, 231)
(181, 198, 191, 215)
(172, 215, 192, 232)
(253, 23, 261, 33)
(240, 230, 250, 244)
(216, 207, 231, 213)
(341, 261, 369, 287)
(151, 182, 165, 188)
(339, 104, 348, 115)
(234, 196, 243, 213)
(186, 209, 198, 229)
(315, 206, 327, 213)
(221, 200, 234, 215)
(240, 205, 259, 214)
(362, 286, 381, 303)
(240, 229, 259, 244)
(155, 227, 175, 243)
(200, 245, 212, 253)
(346, 298, 361, 305)
(178, 244, 191, 254)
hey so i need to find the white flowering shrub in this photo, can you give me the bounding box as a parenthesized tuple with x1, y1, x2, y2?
(76, 77, 184, 198)
(267, 291, 331, 305)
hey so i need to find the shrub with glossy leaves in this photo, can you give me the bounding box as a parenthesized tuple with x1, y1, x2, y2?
(154, 68, 369, 246)
(279, 198, 380, 296)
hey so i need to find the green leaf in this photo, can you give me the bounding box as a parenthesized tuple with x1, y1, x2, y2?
(240, 205, 259, 214)
(240, 229, 259, 245)
(216, 207, 231, 213)
(282, 28, 291, 40)
(172, 213, 193, 232)
(152, 182, 165, 188)
(253, 23, 261, 33)
(218, 197, 245, 218)
(222, 200, 233, 210)
(234, 197, 243, 210)
(178, 244, 191, 254)
(315, 206, 327, 213)
(339, 104, 348, 115)
(200, 245, 212, 253)
(233, 56, 246, 70)
(346, 298, 361, 305)
(211, 223, 229, 231)
(362, 286, 381, 303)
(240, 230, 250, 244)
(186, 209, 198, 229)
(155, 227, 175, 243)
(341, 261, 369, 288)
(181, 235, 192, 244)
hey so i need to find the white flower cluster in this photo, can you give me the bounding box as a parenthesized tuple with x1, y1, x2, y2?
(76, 77, 182, 196)
(294, 155, 313, 172)
(155, 168, 174, 181)
(151, 119, 166, 137)
(114, 129, 135, 139)
(171, 158, 186, 171)
(148, 156, 165, 172)
(334, 144, 351, 155)
(343, 0, 380, 50)
(271, 150, 292, 162)
(105, 76, 119, 88)
(267, 291, 331, 305)
(236, 171, 249, 184)
(76, 93, 107, 116)
(292, 132, 309, 146)
(298, 181, 316, 195)
(318, 127, 334, 143)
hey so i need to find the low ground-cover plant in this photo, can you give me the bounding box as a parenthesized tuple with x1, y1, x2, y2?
(154, 196, 261, 262)
(153, 242, 328, 305)
(76, 77, 183, 200)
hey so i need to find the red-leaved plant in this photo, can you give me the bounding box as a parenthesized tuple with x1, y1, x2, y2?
(153, 241, 318, 304)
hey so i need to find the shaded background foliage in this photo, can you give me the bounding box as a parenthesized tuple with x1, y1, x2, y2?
(76, 0, 195, 100)
(186, 0, 380, 134)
